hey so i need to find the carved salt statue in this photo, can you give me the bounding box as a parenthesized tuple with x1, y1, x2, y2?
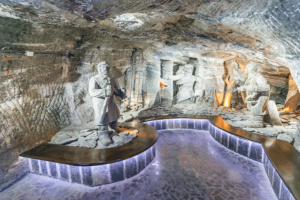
(89, 61, 126, 146)
(195, 67, 215, 105)
(195, 67, 206, 105)
(237, 62, 270, 118)
(168, 64, 197, 104)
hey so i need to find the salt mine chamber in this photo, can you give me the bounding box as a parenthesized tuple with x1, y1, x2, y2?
(0, 0, 299, 199)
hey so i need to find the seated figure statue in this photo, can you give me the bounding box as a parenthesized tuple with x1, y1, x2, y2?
(89, 61, 126, 146)
(237, 62, 270, 115)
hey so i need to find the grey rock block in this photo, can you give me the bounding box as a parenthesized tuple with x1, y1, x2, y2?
(110, 162, 124, 182)
(125, 157, 137, 179)
(40, 160, 48, 175)
(181, 119, 188, 129)
(187, 119, 194, 129)
(228, 135, 238, 152)
(277, 134, 293, 143)
(59, 164, 69, 181)
(156, 120, 162, 130)
(70, 165, 81, 184)
(49, 162, 57, 178)
(221, 131, 228, 147)
(91, 165, 111, 185)
(249, 142, 263, 162)
(146, 148, 152, 165)
(237, 138, 249, 157)
(82, 166, 93, 185)
(138, 152, 146, 173)
(195, 120, 201, 130)
(31, 159, 39, 173)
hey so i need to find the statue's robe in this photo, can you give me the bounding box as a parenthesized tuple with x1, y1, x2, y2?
(89, 74, 120, 125)
(175, 75, 197, 103)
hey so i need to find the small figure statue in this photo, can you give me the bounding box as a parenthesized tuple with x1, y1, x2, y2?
(195, 67, 215, 106)
(237, 62, 270, 115)
(195, 67, 206, 105)
(89, 61, 126, 146)
(168, 64, 197, 104)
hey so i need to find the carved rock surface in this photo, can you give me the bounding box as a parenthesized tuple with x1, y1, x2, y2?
(277, 134, 293, 143)
(2, 0, 300, 191)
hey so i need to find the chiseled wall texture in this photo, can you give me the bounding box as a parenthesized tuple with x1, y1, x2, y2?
(0, 17, 80, 190)
(0, 16, 138, 190)
(0, 53, 77, 191)
(2, 0, 300, 192)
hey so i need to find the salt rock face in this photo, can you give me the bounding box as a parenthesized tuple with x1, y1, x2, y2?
(2, 0, 300, 192)
(277, 134, 293, 143)
(114, 13, 144, 31)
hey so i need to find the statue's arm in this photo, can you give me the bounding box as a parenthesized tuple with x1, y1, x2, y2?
(247, 77, 270, 92)
(238, 76, 270, 93)
(89, 78, 107, 98)
(168, 74, 183, 80)
(237, 82, 248, 93)
(111, 78, 126, 99)
(195, 75, 214, 80)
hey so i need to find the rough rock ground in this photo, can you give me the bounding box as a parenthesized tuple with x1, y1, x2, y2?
(50, 121, 138, 149)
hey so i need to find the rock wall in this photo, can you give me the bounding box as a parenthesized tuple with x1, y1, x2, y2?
(1, 0, 300, 190)
(0, 53, 69, 191)
(0, 54, 126, 192)
(0, 16, 87, 191)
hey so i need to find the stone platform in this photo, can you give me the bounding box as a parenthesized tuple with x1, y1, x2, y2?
(25, 145, 155, 186)
(20, 122, 158, 186)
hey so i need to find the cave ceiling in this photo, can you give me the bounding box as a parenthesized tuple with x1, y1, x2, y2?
(0, 0, 299, 76)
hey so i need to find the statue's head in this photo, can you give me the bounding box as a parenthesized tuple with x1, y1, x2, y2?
(97, 61, 110, 75)
(245, 62, 258, 75)
(185, 64, 194, 75)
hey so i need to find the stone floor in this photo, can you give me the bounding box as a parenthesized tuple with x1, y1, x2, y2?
(0, 129, 277, 200)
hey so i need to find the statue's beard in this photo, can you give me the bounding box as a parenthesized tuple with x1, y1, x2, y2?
(99, 71, 109, 76)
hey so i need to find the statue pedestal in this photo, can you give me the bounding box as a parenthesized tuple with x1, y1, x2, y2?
(20, 121, 158, 186)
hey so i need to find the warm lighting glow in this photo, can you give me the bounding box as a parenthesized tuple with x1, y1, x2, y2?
(224, 93, 232, 108)
(160, 82, 164, 88)
(215, 93, 223, 106)
(283, 106, 291, 111)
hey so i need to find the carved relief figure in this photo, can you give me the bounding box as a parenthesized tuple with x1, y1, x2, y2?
(168, 64, 198, 104)
(89, 61, 126, 146)
(195, 67, 206, 105)
(237, 62, 270, 115)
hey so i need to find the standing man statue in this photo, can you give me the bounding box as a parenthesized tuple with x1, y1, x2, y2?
(89, 61, 126, 146)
